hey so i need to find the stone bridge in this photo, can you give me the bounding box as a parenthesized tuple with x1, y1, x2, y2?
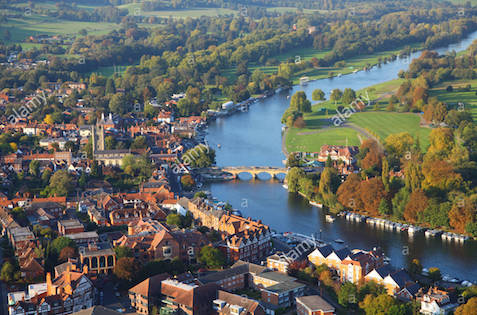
(221, 166, 288, 180)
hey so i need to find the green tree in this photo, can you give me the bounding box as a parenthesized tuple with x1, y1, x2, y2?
(114, 246, 133, 259)
(109, 93, 128, 114)
(48, 170, 73, 196)
(199, 246, 226, 268)
(330, 89, 343, 102)
(342, 88, 356, 104)
(286, 167, 305, 193)
(50, 237, 76, 257)
(338, 282, 358, 308)
(166, 213, 182, 227)
(290, 91, 311, 113)
(319, 167, 340, 196)
(312, 89, 325, 101)
(29, 160, 40, 177)
(378, 199, 391, 215)
(428, 267, 442, 283)
(0, 261, 18, 283)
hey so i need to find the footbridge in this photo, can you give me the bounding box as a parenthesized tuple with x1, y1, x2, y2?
(221, 166, 288, 180)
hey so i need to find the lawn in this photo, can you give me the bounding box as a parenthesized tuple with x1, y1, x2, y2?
(0, 14, 120, 44)
(284, 78, 430, 153)
(349, 112, 431, 149)
(118, 3, 237, 18)
(286, 127, 361, 153)
(429, 79, 477, 120)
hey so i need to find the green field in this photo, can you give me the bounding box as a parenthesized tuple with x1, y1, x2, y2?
(284, 78, 431, 152)
(429, 79, 477, 120)
(118, 3, 237, 18)
(0, 14, 120, 44)
(349, 112, 431, 149)
(286, 127, 361, 153)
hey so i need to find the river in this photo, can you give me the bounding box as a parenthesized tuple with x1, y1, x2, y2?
(204, 31, 477, 281)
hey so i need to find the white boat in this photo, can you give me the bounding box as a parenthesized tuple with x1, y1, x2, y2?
(309, 201, 323, 208)
(217, 144, 221, 148)
(353, 69, 358, 73)
(282, 184, 288, 190)
(337, 73, 342, 77)
(334, 239, 345, 244)
(325, 215, 335, 223)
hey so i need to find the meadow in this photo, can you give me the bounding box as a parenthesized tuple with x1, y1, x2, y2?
(429, 79, 477, 120)
(285, 78, 431, 152)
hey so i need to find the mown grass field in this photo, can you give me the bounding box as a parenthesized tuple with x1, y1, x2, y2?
(284, 78, 431, 152)
(286, 127, 360, 153)
(349, 112, 431, 149)
(429, 79, 477, 120)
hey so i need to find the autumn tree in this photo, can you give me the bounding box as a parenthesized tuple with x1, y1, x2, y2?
(449, 195, 476, 233)
(337, 173, 363, 211)
(359, 139, 382, 172)
(384, 132, 414, 160)
(427, 128, 454, 159)
(359, 177, 386, 215)
(59, 246, 76, 262)
(404, 190, 428, 223)
(422, 159, 463, 192)
(115, 257, 141, 282)
(455, 297, 477, 315)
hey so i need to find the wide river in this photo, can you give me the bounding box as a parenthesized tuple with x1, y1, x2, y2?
(205, 31, 477, 281)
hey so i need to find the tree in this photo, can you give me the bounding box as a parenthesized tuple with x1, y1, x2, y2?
(166, 213, 182, 227)
(319, 167, 340, 197)
(312, 89, 325, 101)
(29, 160, 40, 177)
(199, 246, 226, 268)
(0, 261, 18, 283)
(59, 246, 76, 262)
(290, 91, 311, 113)
(44, 114, 54, 125)
(286, 167, 306, 193)
(409, 259, 422, 275)
(338, 282, 358, 308)
(428, 267, 442, 282)
(449, 196, 475, 234)
(342, 88, 356, 105)
(183, 145, 216, 168)
(114, 246, 133, 259)
(378, 199, 391, 215)
(422, 159, 463, 193)
(392, 187, 410, 220)
(455, 297, 477, 315)
(48, 170, 73, 196)
(404, 190, 428, 223)
(359, 294, 406, 315)
(50, 237, 76, 257)
(337, 173, 363, 211)
(109, 93, 128, 114)
(427, 128, 454, 159)
(114, 257, 141, 282)
(181, 174, 195, 191)
(385, 132, 414, 159)
(360, 177, 386, 215)
(330, 89, 343, 102)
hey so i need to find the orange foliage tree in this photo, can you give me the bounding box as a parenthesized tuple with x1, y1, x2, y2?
(359, 177, 386, 216)
(449, 196, 476, 234)
(404, 190, 428, 223)
(337, 173, 364, 211)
